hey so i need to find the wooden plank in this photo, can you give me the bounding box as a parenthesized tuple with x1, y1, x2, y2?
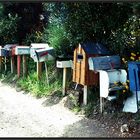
(17, 55, 21, 78)
(72, 49, 77, 82)
(22, 55, 27, 77)
(77, 45, 82, 84)
(37, 62, 42, 80)
(80, 50, 86, 85)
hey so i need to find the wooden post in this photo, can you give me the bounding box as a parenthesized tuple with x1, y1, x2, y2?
(12, 56, 15, 73)
(11, 57, 14, 73)
(37, 62, 42, 80)
(44, 62, 49, 85)
(17, 55, 21, 78)
(83, 85, 88, 105)
(0, 56, 2, 73)
(4, 57, 7, 72)
(62, 67, 67, 96)
(22, 55, 27, 77)
(100, 97, 105, 113)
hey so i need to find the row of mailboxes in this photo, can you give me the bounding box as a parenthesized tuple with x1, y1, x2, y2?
(0, 43, 55, 78)
(0, 44, 54, 61)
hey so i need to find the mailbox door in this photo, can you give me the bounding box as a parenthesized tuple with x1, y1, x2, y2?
(128, 62, 140, 91)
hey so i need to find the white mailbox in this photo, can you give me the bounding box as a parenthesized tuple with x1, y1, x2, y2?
(99, 69, 127, 99)
(56, 60, 73, 68)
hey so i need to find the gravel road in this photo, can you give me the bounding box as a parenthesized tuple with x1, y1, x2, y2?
(0, 82, 117, 137)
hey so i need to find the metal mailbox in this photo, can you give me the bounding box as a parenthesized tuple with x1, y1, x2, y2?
(88, 55, 121, 71)
(56, 60, 73, 68)
(0, 48, 10, 57)
(4, 44, 17, 56)
(15, 46, 30, 55)
(128, 61, 140, 91)
(34, 47, 54, 62)
(30, 43, 54, 62)
(99, 69, 127, 98)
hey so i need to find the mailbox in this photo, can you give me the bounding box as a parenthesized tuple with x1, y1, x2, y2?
(30, 43, 49, 60)
(99, 69, 127, 99)
(88, 55, 121, 71)
(15, 46, 30, 55)
(56, 60, 73, 68)
(0, 48, 10, 57)
(128, 62, 140, 91)
(34, 47, 54, 62)
(30, 43, 54, 62)
(4, 44, 17, 56)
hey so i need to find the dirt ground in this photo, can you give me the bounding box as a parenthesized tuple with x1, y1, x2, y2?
(0, 82, 140, 138)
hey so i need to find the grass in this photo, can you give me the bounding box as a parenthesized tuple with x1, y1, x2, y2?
(17, 71, 62, 98)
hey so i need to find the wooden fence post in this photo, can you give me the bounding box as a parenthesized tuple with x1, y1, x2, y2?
(37, 62, 42, 80)
(17, 55, 21, 78)
(22, 55, 27, 77)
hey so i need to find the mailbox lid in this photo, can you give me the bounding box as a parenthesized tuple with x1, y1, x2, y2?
(88, 55, 120, 71)
(15, 46, 30, 55)
(128, 61, 140, 91)
(31, 43, 49, 49)
(4, 44, 17, 50)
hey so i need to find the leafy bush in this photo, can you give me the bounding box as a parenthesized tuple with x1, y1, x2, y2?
(0, 14, 20, 45)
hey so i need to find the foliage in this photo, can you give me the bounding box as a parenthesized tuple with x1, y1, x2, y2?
(17, 71, 62, 98)
(42, 2, 134, 57)
(2, 2, 44, 44)
(0, 14, 20, 45)
(17, 60, 62, 97)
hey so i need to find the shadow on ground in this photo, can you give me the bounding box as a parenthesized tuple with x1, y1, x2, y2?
(62, 117, 119, 137)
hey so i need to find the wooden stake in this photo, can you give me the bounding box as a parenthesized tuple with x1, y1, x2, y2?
(17, 55, 21, 78)
(62, 67, 67, 96)
(83, 85, 88, 105)
(37, 62, 42, 80)
(44, 62, 49, 85)
(22, 55, 27, 77)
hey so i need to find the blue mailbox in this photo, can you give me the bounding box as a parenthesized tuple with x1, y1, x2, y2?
(128, 61, 140, 91)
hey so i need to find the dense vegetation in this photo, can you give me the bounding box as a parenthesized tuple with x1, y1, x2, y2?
(0, 2, 140, 98)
